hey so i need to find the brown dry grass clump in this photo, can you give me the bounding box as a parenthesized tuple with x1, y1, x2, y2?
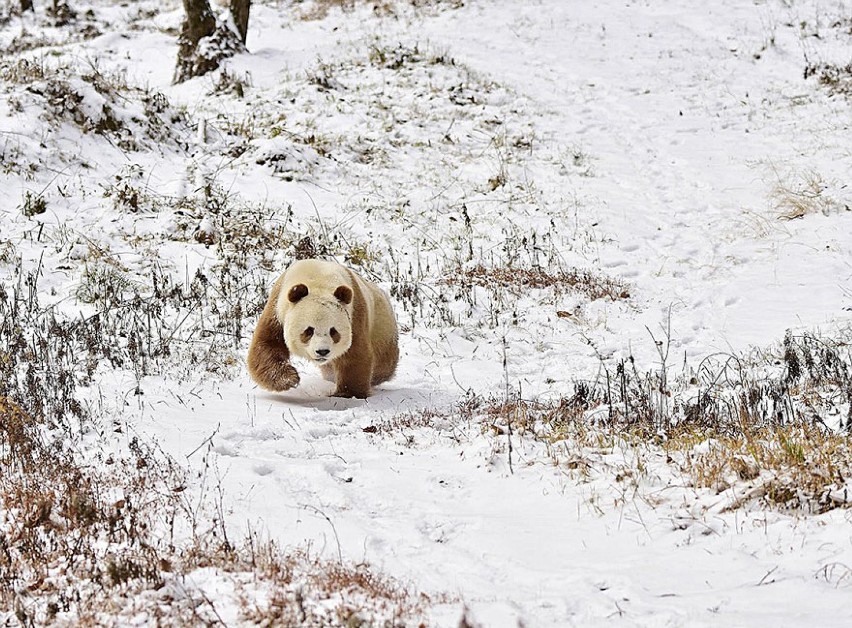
(674, 422, 852, 512)
(0, 396, 178, 624)
(0, 397, 430, 625)
(771, 170, 846, 219)
(805, 62, 852, 99)
(445, 264, 630, 301)
(242, 547, 431, 626)
(374, 330, 852, 514)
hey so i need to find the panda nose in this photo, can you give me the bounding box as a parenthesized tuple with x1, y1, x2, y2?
(316, 349, 330, 357)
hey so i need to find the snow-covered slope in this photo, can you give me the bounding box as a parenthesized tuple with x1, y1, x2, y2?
(1, 0, 851, 625)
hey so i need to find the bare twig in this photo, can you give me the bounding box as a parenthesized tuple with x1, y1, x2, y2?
(301, 504, 343, 564)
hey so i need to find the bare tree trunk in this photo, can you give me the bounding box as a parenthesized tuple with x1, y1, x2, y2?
(180, 0, 217, 51)
(174, 0, 244, 84)
(230, 0, 251, 45)
(46, 0, 76, 24)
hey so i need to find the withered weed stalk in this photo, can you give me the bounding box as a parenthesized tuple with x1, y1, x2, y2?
(2, 2, 851, 620)
(799, 15, 852, 99)
(0, 397, 184, 625)
(19, 191, 47, 217)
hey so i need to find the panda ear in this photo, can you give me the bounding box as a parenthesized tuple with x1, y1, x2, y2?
(288, 284, 309, 303)
(333, 285, 353, 305)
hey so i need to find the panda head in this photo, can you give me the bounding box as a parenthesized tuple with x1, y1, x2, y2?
(281, 283, 353, 364)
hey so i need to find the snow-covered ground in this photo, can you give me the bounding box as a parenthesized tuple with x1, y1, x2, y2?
(2, 0, 852, 625)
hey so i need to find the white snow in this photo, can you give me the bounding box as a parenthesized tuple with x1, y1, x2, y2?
(2, 0, 852, 625)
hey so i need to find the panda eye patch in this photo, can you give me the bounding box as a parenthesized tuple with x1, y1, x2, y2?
(301, 327, 314, 343)
(330, 328, 341, 343)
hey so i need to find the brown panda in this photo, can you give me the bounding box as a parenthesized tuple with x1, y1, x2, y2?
(247, 259, 399, 398)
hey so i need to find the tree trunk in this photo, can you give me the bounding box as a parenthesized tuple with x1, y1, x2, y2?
(174, 0, 244, 84)
(230, 0, 251, 45)
(47, 0, 76, 24)
(180, 0, 217, 51)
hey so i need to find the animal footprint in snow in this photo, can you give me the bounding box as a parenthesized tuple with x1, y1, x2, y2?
(323, 460, 353, 483)
(417, 518, 462, 544)
(601, 257, 629, 269)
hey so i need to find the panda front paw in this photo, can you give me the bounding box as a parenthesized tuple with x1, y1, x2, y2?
(260, 362, 300, 391)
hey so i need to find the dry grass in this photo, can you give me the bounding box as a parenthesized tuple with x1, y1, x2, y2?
(805, 61, 852, 98)
(444, 264, 630, 301)
(377, 331, 852, 513)
(298, 0, 396, 20)
(242, 547, 431, 626)
(483, 394, 852, 512)
(674, 423, 852, 512)
(0, 58, 51, 84)
(298, 0, 463, 21)
(0, 396, 430, 626)
(0, 240, 17, 264)
(8, 60, 190, 156)
(0, 396, 182, 624)
(771, 170, 846, 219)
(0, 249, 432, 624)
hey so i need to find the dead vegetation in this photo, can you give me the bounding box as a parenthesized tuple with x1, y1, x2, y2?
(805, 61, 852, 98)
(676, 423, 852, 513)
(0, 395, 184, 625)
(801, 11, 852, 99)
(0, 396, 427, 626)
(241, 547, 430, 626)
(1, 1, 849, 620)
(298, 0, 464, 21)
(0, 240, 272, 399)
(444, 264, 630, 301)
(375, 331, 852, 513)
(771, 170, 849, 219)
(2, 59, 191, 156)
(0, 249, 429, 624)
(387, 254, 627, 331)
